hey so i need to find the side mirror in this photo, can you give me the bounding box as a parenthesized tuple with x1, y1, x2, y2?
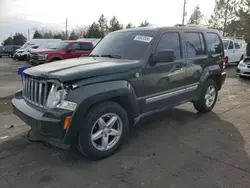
(67, 48, 73, 53)
(152, 50, 175, 64)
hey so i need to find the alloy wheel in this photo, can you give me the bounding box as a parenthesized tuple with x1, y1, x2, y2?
(91, 113, 123, 151)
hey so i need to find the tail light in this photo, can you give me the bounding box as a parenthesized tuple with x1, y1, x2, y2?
(220, 56, 226, 72)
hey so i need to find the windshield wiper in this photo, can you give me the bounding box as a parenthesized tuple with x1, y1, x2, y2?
(100, 54, 121, 59)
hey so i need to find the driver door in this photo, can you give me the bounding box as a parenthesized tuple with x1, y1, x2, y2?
(141, 31, 187, 113)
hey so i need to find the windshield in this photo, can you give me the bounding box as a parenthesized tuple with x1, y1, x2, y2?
(48, 42, 68, 49)
(222, 40, 229, 49)
(90, 30, 155, 60)
(20, 43, 30, 49)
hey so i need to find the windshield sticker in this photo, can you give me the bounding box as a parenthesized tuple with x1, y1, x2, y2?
(134, 35, 153, 43)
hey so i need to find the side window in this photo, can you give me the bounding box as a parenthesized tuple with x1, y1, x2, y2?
(156, 32, 181, 59)
(206, 33, 223, 54)
(80, 43, 93, 51)
(235, 42, 241, 49)
(71, 43, 81, 50)
(228, 41, 234, 49)
(185, 32, 206, 58)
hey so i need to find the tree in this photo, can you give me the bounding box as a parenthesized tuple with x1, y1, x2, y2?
(33, 30, 42, 39)
(188, 5, 203, 25)
(74, 25, 88, 38)
(53, 32, 63, 39)
(125, 23, 133, 28)
(43, 31, 53, 39)
(69, 30, 78, 40)
(2, 37, 13, 45)
(233, 0, 250, 41)
(139, 20, 150, 27)
(209, 0, 239, 36)
(85, 22, 102, 38)
(109, 16, 123, 32)
(98, 14, 108, 38)
(12, 33, 26, 45)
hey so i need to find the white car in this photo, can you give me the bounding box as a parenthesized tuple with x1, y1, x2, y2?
(236, 58, 250, 77)
(223, 38, 246, 64)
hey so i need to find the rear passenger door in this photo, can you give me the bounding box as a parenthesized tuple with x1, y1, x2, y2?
(183, 31, 208, 99)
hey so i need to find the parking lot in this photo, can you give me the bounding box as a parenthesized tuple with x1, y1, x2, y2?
(1, 57, 250, 188)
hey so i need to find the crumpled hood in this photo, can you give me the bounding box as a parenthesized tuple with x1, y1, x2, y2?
(15, 49, 25, 53)
(24, 57, 142, 82)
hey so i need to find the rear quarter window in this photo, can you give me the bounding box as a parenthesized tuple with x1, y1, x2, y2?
(206, 32, 223, 55)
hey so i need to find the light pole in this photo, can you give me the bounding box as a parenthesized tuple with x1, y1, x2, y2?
(182, 0, 187, 25)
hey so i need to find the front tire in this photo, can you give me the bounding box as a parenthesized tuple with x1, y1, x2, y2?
(78, 101, 129, 160)
(193, 79, 218, 113)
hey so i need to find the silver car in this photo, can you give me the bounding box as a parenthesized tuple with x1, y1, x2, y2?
(236, 58, 250, 77)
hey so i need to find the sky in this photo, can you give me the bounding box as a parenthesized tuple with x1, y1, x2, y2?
(0, 0, 215, 42)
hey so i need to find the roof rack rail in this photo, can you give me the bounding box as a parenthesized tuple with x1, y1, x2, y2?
(174, 24, 211, 28)
(223, 36, 245, 40)
(186, 24, 209, 28)
(174, 24, 186, 27)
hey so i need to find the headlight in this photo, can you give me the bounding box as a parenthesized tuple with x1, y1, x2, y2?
(238, 62, 246, 67)
(46, 83, 77, 111)
(38, 54, 48, 60)
(46, 84, 67, 108)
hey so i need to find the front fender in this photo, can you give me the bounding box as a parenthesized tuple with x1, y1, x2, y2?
(63, 80, 139, 143)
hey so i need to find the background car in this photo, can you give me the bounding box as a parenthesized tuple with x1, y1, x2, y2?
(0, 45, 21, 58)
(223, 38, 246, 65)
(29, 40, 95, 65)
(13, 39, 62, 61)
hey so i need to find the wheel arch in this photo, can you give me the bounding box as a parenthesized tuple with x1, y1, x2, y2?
(49, 56, 63, 62)
(63, 80, 140, 144)
(200, 65, 222, 91)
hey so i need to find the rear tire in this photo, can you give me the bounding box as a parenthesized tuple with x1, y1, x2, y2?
(78, 101, 129, 160)
(193, 79, 218, 113)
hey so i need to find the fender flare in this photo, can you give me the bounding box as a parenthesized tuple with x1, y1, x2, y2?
(63, 80, 140, 143)
(199, 65, 222, 91)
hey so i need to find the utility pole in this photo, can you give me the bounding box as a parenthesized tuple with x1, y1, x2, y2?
(28, 29, 30, 41)
(182, 0, 187, 25)
(65, 18, 68, 40)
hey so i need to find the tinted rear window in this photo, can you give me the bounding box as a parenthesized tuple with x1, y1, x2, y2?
(206, 33, 223, 54)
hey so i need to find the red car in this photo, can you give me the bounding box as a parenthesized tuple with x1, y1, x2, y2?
(29, 40, 94, 65)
